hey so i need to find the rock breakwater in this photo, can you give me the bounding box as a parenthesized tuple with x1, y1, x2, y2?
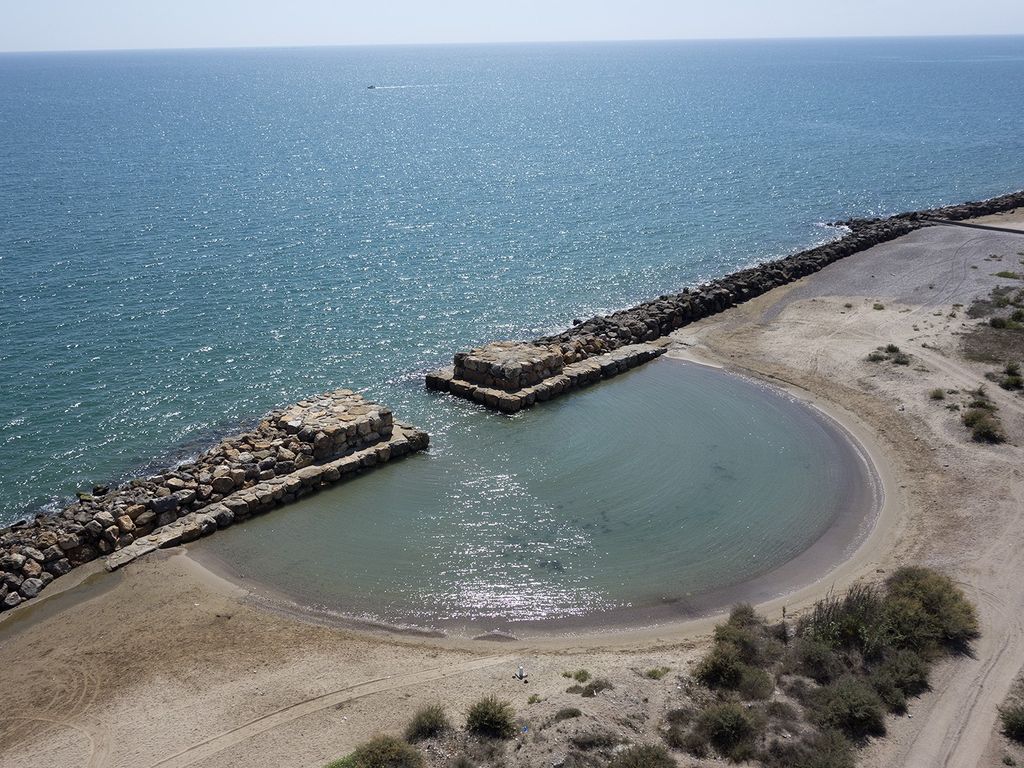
(427, 190, 1024, 412)
(0, 390, 428, 611)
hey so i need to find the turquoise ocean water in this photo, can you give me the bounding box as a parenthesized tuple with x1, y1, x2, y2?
(1, 37, 1023, 624)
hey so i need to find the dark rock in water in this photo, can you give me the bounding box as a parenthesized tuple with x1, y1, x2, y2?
(91, 484, 109, 496)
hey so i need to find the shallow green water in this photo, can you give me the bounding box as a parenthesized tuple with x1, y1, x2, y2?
(199, 359, 874, 630)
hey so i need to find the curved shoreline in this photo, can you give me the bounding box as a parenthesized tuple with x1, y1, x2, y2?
(183, 355, 894, 645)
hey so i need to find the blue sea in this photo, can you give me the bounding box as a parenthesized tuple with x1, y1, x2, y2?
(1, 37, 1023, 622)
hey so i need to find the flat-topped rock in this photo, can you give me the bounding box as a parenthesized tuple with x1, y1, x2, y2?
(453, 341, 565, 392)
(430, 342, 667, 413)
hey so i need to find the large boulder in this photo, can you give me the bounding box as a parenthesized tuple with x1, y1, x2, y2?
(19, 577, 44, 599)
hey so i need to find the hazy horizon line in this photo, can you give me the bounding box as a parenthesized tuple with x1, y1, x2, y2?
(2, 31, 1023, 56)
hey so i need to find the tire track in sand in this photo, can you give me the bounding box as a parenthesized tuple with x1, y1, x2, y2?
(147, 654, 514, 768)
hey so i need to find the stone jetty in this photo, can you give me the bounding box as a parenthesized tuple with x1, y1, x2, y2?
(0, 390, 428, 611)
(428, 189, 1024, 412)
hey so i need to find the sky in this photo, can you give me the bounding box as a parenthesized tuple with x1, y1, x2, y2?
(2, 0, 1024, 53)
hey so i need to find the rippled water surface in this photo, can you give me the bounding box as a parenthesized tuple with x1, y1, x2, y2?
(201, 359, 872, 627)
(1, 38, 1023, 520)
(1, 39, 1022, 621)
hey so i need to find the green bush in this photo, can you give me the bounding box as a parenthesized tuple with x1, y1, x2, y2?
(644, 666, 671, 680)
(811, 677, 886, 740)
(867, 350, 887, 362)
(886, 566, 979, 654)
(552, 707, 582, 723)
(765, 701, 799, 723)
(664, 706, 694, 726)
(695, 702, 760, 760)
(695, 643, 745, 688)
(868, 668, 908, 714)
(962, 408, 1006, 443)
(884, 343, 901, 353)
(713, 624, 763, 666)
(1000, 703, 1024, 743)
(607, 744, 676, 768)
(798, 583, 889, 659)
(929, 388, 946, 400)
(727, 602, 761, 627)
(580, 678, 613, 697)
(712, 604, 783, 665)
(790, 637, 846, 684)
(737, 666, 774, 700)
(465, 696, 517, 739)
(881, 595, 941, 655)
(404, 703, 450, 742)
(876, 650, 930, 696)
(674, 727, 708, 757)
(326, 735, 425, 768)
(1001, 375, 1023, 390)
(761, 728, 855, 768)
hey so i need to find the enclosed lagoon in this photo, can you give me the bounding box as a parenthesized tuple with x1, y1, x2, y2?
(198, 358, 878, 631)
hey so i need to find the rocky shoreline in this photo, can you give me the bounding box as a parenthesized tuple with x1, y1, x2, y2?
(4, 190, 1022, 614)
(0, 390, 428, 611)
(427, 189, 1024, 412)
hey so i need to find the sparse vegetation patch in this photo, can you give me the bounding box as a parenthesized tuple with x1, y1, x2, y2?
(326, 735, 425, 768)
(465, 696, 517, 739)
(644, 666, 671, 680)
(866, 344, 911, 366)
(404, 703, 451, 742)
(662, 567, 977, 765)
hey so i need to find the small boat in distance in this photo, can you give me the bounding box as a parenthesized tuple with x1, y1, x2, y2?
(367, 85, 376, 89)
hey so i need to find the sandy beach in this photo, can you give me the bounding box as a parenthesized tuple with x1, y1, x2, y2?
(2, 211, 1024, 768)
